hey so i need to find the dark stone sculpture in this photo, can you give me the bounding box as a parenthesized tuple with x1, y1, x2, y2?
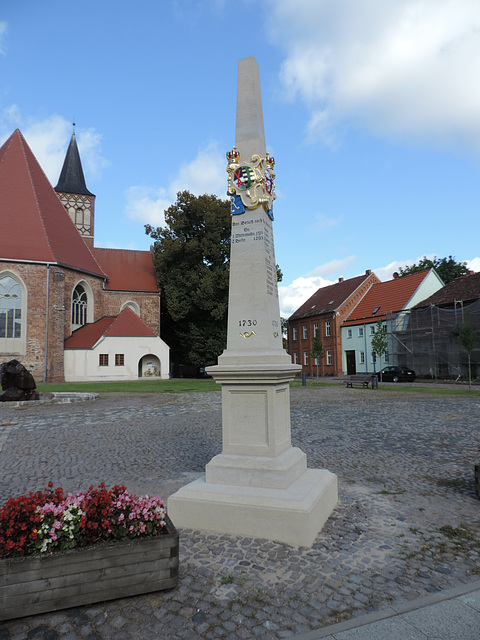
(0, 359, 40, 402)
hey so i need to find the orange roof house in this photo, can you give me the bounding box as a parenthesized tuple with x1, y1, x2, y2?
(287, 270, 379, 377)
(341, 270, 444, 375)
(0, 129, 169, 382)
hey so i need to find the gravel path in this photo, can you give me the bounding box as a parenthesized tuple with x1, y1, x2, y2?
(1, 385, 479, 639)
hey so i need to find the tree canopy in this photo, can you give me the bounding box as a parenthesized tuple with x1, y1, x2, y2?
(145, 191, 231, 371)
(398, 256, 468, 284)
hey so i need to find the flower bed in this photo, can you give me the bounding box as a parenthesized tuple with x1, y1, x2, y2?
(0, 484, 179, 621)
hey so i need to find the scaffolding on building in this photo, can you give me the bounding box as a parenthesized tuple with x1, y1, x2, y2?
(386, 298, 480, 380)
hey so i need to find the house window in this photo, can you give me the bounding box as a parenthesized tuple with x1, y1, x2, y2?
(115, 354, 124, 366)
(304, 351, 308, 365)
(72, 284, 88, 327)
(313, 323, 318, 336)
(326, 350, 332, 365)
(325, 321, 331, 336)
(99, 354, 109, 366)
(314, 357, 319, 365)
(292, 327, 298, 341)
(0, 275, 22, 339)
(303, 325, 308, 339)
(347, 328, 352, 339)
(293, 352, 299, 364)
(360, 351, 365, 364)
(358, 327, 364, 338)
(370, 325, 375, 335)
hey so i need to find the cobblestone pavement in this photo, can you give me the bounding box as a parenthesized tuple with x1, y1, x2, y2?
(1, 385, 480, 639)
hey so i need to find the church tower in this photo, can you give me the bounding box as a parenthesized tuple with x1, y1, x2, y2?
(54, 129, 96, 247)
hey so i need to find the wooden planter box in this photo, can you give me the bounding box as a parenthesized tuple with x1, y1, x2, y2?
(0, 516, 179, 621)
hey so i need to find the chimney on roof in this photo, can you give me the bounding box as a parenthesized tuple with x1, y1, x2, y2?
(393, 272, 399, 279)
(365, 270, 371, 275)
(339, 277, 343, 283)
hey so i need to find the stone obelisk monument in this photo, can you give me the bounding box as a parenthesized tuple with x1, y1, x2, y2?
(168, 57, 337, 547)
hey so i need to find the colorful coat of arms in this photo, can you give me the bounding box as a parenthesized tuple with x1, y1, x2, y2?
(226, 146, 276, 220)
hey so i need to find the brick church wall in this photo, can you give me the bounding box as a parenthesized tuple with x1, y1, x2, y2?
(0, 262, 54, 382)
(102, 290, 160, 334)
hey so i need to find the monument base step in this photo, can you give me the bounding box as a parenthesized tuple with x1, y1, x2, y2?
(167, 468, 338, 548)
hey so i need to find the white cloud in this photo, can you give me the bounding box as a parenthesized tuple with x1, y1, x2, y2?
(372, 260, 412, 282)
(0, 108, 108, 184)
(0, 22, 7, 55)
(169, 143, 226, 198)
(373, 254, 480, 281)
(268, 0, 480, 152)
(310, 212, 343, 232)
(279, 275, 335, 318)
(466, 257, 480, 273)
(125, 186, 172, 227)
(279, 255, 356, 316)
(125, 143, 226, 226)
(306, 256, 355, 278)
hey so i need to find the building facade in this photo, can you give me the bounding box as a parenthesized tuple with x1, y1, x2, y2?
(341, 269, 444, 374)
(287, 271, 379, 377)
(0, 129, 169, 382)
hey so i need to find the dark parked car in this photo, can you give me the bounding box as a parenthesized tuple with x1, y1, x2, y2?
(379, 365, 416, 383)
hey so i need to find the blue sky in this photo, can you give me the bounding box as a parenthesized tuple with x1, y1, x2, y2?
(1, 0, 479, 317)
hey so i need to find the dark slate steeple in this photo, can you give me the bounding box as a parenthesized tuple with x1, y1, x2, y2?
(54, 130, 94, 196)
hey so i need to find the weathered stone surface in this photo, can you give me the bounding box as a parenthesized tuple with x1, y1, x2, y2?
(0, 359, 38, 402)
(1, 358, 36, 390)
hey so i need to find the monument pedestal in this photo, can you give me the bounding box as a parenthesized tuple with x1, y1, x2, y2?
(168, 363, 338, 547)
(167, 57, 337, 547)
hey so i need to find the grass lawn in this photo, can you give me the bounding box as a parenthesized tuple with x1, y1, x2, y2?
(37, 378, 220, 394)
(36, 378, 480, 396)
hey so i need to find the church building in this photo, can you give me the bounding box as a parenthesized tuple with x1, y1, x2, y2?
(0, 129, 169, 382)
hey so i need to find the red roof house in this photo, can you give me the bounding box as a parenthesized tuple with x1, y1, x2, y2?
(287, 270, 380, 377)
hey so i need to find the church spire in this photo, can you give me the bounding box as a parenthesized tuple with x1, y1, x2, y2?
(54, 129, 96, 246)
(54, 130, 94, 196)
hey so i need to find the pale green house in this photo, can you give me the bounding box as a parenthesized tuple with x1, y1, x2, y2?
(341, 269, 444, 375)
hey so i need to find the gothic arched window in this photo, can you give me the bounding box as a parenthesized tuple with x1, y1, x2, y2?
(72, 284, 88, 328)
(0, 272, 26, 354)
(0, 275, 22, 339)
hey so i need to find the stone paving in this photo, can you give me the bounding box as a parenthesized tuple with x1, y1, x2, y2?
(0, 385, 480, 639)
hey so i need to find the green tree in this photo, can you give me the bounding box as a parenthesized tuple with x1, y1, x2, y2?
(457, 309, 478, 389)
(311, 328, 325, 378)
(371, 320, 388, 380)
(145, 191, 231, 371)
(398, 256, 468, 284)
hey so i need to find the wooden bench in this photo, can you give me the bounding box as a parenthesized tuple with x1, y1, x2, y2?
(344, 374, 371, 389)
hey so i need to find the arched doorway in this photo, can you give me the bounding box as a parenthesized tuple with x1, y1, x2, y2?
(138, 354, 161, 378)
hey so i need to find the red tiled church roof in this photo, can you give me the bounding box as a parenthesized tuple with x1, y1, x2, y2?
(65, 308, 157, 349)
(93, 248, 158, 292)
(289, 273, 377, 320)
(0, 130, 105, 277)
(343, 270, 431, 326)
